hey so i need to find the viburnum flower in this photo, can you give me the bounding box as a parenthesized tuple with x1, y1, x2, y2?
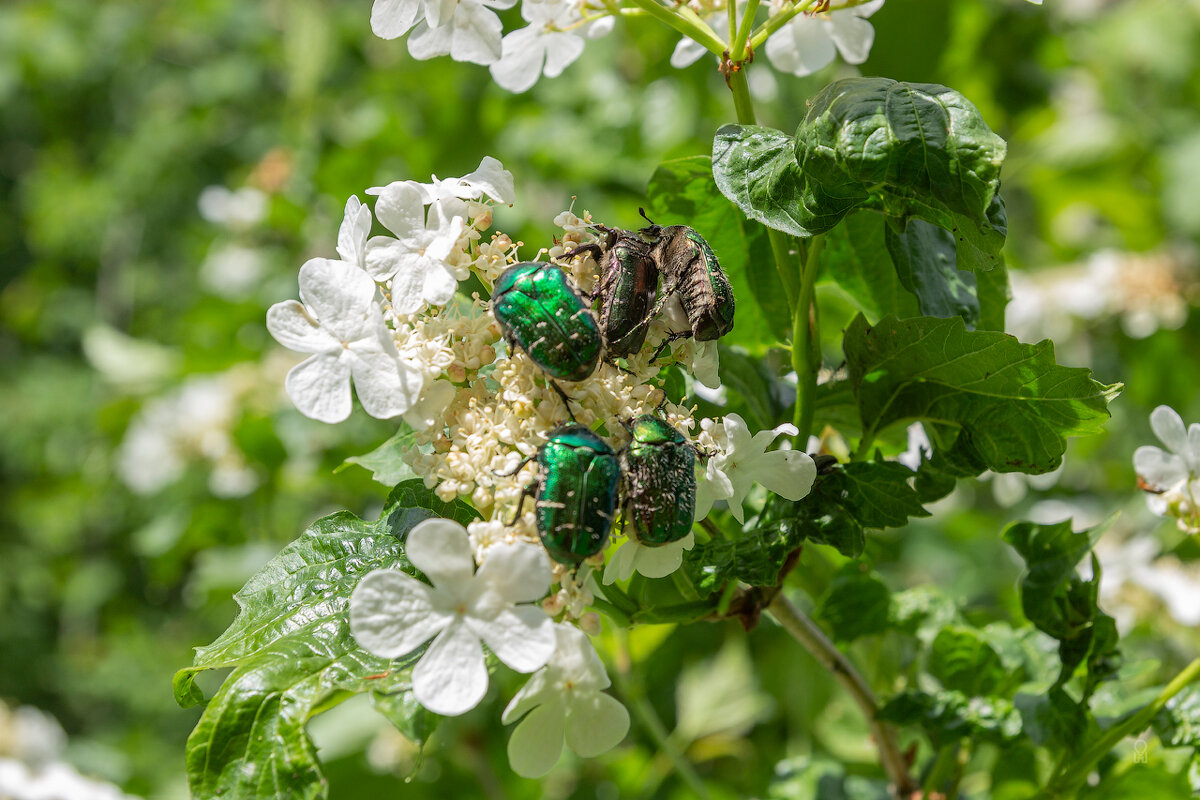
(765, 0, 885, 78)
(603, 532, 696, 584)
(350, 518, 556, 716)
(407, 156, 515, 221)
(502, 624, 630, 777)
(364, 181, 465, 314)
(337, 195, 372, 269)
(695, 413, 817, 524)
(406, 0, 517, 65)
(267, 259, 424, 423)
(1134, 405, 1200, 533)
(490, 1, 587, 93)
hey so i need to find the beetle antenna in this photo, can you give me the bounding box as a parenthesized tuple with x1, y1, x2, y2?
(638, 207, 655, 226)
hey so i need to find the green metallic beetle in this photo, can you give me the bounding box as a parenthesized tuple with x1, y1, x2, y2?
(490, 262, 602, 382)
(566, 225, 660, 357)
(620, 415, 697, 546)
(639, 211, 735, 343)
(511, 424, 622, 565)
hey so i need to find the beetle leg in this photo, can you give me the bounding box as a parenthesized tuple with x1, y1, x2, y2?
(505, 479, 538, 527)
(650, 330, 693, 362)
(492, 455, 533, 478)
(548, 379, 578, 422)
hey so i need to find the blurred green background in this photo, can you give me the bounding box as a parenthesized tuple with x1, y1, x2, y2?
(2, 0, 1200, 797)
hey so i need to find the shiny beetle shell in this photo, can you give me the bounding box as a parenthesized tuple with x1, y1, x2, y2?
(642, 224, 735, 342)
(535, 424, 622, 565)
(621, 415, 696, 546)
(490, 262, 602, 381)
(592, 229, 660, 357)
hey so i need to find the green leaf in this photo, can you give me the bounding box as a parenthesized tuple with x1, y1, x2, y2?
(883, 217, 980, 327)
(819, 461, 930, 530)
(178, 482, 477, 799)
(878, 689, 1022, 747)
(646, 156, 789, 353)
(930, 625, 1008, 696)
(846, 314, 1121, 474)
(683, 515, 804, 594)
(371, 689, 437, 751)
(767, 755, 891, 800)
(816, 565, 892, 642)
(717, 345, 784, 431)
(820, 212, 919, 321)
(713, 78, 1008, 271)
(1015, 688, 1088, 751)
(1004, 518, 1120, 692)
(338, 425, 418, 486)
(976, 256, 1010, 332)
(1152, 686, 1200, 748)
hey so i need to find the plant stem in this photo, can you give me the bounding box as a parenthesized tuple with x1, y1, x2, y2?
(625, 0, 728, 55)
(730, 0, 761, 60)
(1046, 656, 1200, 797)
(612, 630, 712, 799)
(747, 0, 877, 52)
(792, 235, 822, 442)
(767, 593, 915, 797)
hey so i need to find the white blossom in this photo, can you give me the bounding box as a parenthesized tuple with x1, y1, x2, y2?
(337, 195, 373, 269)
(350, 519, 555, 716)
(403, 157, 516, 225)
(1134, 405, 1200, 533)
(603, 532, 695, 583)
(406, 0, 517, 66)
(502, 624, 630, 777)
(364, 182, 465, 314)
(267, 258, 424, 423)
(490, 1, 587, 93)
(765, 0, 884, 77)
(371, 0, 424, 39)
(694, 413, 817, 524)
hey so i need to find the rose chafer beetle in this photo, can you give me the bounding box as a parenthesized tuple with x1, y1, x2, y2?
(620, 415, 697, 546)
(639, 210, 735, 343)
(566, 225, 660, 357)
(490, 262, 602, 382)
(511, 424, 622, 565)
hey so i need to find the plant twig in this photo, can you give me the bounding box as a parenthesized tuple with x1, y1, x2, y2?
(767, 593, 916, 797)
(626, 0, 727, 55)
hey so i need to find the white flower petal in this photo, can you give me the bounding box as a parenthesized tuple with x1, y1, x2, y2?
(285, 353, 353, 423)
(853, 0, 887, 18)
(468, 605, 555, 672)
(828, 10, 875, 64)
(461, 156, 515, 204)
(363, 236, 406, 282)
(412, 619, 489, 715)
(633, 531, 694, 579)
(746, 450, 817, 501)
(297, 258, 379, 342)
(337, 195, 372, 266)
(403, 379, 456, 431)
(350, 569, 450, 657)
(388, 255, 439, 315)
(371, 0, 422, 38)
(421, 260, 460, 307)
(348, 338, 424, 419)
(1134, 445, 1187, 490)
(502, 668, 557, 724)
(473, 541, 552, 603)
(765, 16, 837, 77)
(449, 2, 503, 65)
(371, 182, 427, 242)
(408, 19, 453, 60)
(542, 32, 585, 78)
(551, 624, 610, 688)
(406, 518, 476, 587)
(602, 539, 640, 584)
(691, 340, 721, 389)
(565, 692, 630, 757)
(490, 29, 545, 93)
(1151, 405, 1189, 454)
(266, 300, 339, 353)
(426, 0, 458, 28)
(671, 37, 708, 68)
(507, 701, 566, 777)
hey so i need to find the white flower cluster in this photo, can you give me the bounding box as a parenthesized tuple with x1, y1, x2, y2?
(371, 0, 613, 93)
(1135, 405, 1200, 535)
(267, 157, 817, 770)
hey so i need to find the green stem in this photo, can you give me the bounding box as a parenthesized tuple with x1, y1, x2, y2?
(730, 0, 761, 60)
(792, 235, 822, 442)
(626, 0, 728, 55)
(767, 593, 916, 797)
(1047, 657, 1200, 797)
(613, 630, 712, 799)
(747, 0, 877, 52)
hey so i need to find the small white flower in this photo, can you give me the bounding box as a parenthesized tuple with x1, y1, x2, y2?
(337, 195, 372, 268)
(267, 258, 424, 423)
(603, 532, 695, 583)
(406, 157, 516, 221)
(695, 413, 816, 524)
(1134, 405, 1200, 532)
(765, 0, 884, 77)
(490, 2, 586, 93)
(371, 0, 424, 39)
(364, 182, 465, 314)
(406, 0, 517, 66)
(501, 624, 630, 777)
(350, 518, 555, 716)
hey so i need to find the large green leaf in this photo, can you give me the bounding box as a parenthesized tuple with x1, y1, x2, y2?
(1004, 519, 1120, 694)
(930, 625, 1008, 696)
(1015, 688, 1088, 752)
(177, 482, 479, 799)
(645, 156, 789, 353)
(816, 566, 892, 642)
(713, 78, 1008, 271)
(845, 315, 1120, 474)
(337, 425, 419, 486)
(883, 218, 980, 327)
(820, 212, 918, 321)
